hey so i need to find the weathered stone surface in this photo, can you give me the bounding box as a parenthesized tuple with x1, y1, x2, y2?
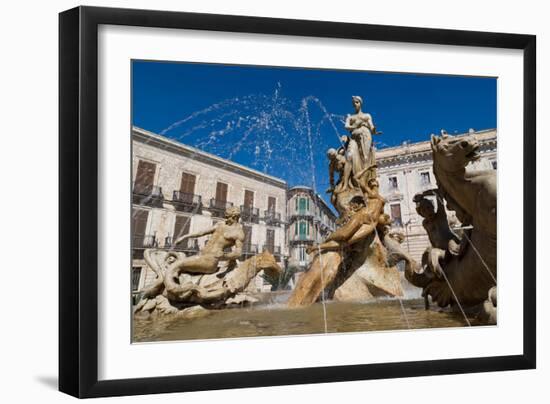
(225, 293, 259, 306)
(176, 305, 211, 320)
(334, 237, 403, 301)
(406, 134, 497, 313)
(287, 95, 409, 307)
(134, 250, 281, 317)
(287, 251, 342, 307)
(478, 286, 497, 325)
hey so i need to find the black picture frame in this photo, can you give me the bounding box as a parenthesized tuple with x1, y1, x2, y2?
(59, 5, 536, 398)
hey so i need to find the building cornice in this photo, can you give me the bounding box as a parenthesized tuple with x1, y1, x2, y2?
(132, 126, 287, 189)
(375, 129, 497, 168)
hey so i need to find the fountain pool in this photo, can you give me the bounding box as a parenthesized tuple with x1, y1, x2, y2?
(133, 298, 481, 343)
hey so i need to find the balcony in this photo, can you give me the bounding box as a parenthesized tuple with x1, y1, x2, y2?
(391, 218, 404, 228)
(209, 199, 233, 218)
(172, 191, 202, 213)
(290, 210, 314, 220)
(164, 236, 200, 254)
(242, 243, 258, 256)
(263, 244, 281, 256)
(240, 205, 260, 224)
(132, 183, 164, 207)
(263, 210, 282, 226)
(386, 185, 404, 201)
(132, 234, 158, 249)
(318, 221, 332, 232)
(132, 234, 158, 259)
(289, 234, 315, 244)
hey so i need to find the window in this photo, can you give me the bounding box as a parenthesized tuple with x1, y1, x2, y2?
(299, 221, 308, 238)
(244, 190, 254, 208)
(266, 229, 275, 250)
(132, 208, 149, 246)
(267, 196, 276, 213)
(298, 197, 308, 213)
(298, 247, 306, 262)
(173, 215, 191, 240)
(420, 172, 431, 186)
(180, 172, 196, 195)
(243, 225, 252, 248)
(215, 182, 228, 203)
(132, 267, 142, 291)
(390, 203, 403, 226)
(491, 161, 497, 170)
(388, 176, 398, 190)
(134, 160, 156, 194)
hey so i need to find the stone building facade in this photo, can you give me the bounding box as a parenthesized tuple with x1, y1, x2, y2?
(375, 129, 497, 263)
(286, 186, 338, 270)
(131, 127, 288, 294)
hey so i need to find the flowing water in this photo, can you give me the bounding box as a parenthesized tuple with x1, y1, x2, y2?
(132, 298, 482, 343)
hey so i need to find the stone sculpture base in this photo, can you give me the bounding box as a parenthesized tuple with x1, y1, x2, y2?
(134, 251, 281, 318)
(288, 234, 404, 307)
(333, 238, 404, 301)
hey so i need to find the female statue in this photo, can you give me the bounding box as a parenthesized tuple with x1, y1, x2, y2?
(344, 95, 378, 186)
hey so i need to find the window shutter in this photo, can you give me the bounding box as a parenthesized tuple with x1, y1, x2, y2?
(180, 172, 196, 194)
(132, 208, 149, 236)
(244, 190, 254, 208)
(243, 225, 252, 245)
(266, 229, 275, 247)
(173, 216, 191, 239)
(134, 160, 156, 194)
(268, 196, 276, 212)
(215, 182, 228, 202)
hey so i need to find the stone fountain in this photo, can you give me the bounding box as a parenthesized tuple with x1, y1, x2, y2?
(288, 96, 419, 306)
(134, 206, 282, 319)
(288, 98, 497, 326)
(406, 133, 497, 323)
(134, 95, 497, 327)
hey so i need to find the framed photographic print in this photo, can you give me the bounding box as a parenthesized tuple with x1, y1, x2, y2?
(59, 6, 536, 398)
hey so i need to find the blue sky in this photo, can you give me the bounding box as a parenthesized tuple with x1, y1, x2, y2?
(132, 60, 496, 204)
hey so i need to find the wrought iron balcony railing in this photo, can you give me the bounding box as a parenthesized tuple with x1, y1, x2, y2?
(291, 210, 314, 219)
(209, 199, 233, 217)
(132, 234, 158, 249)
(391, 218, 404, 227)
(172, 191, 202, 212)
(240, 205, 260, 223)
(132, 183, 164, 206)
(263, 210, 282, 225)
(289, 234, 315, 244)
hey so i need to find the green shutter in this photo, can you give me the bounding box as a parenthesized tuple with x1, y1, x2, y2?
(299, 221, 307, 237)
(299, 198, 306, 213)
